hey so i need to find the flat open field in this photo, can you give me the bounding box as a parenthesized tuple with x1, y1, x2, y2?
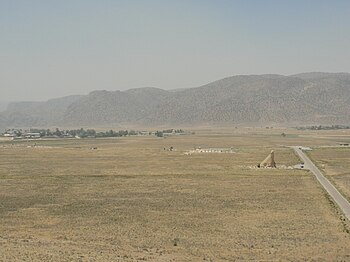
(308, 146, 350, 202)
(1, 128, 350, 261)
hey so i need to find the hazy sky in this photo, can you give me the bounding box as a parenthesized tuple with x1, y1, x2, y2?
(1, 0, 350, 101)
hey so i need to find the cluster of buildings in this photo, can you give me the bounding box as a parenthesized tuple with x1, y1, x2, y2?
(2, 129, 41, 139)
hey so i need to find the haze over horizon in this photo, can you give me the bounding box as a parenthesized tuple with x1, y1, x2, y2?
(1, 0, 350, 101)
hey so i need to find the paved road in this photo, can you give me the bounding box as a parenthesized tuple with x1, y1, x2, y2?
(292, 146, 350, 220)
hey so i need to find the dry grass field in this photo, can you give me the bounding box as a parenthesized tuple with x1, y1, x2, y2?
(308, 146, 350, 202)
(1, 128, 350, 261)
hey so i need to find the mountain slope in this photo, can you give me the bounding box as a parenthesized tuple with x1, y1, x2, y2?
(62, 88, 171, 126)
(0, 101, 10, 112)
(1, 95, 82, 128)
(1, 73, 349, 128)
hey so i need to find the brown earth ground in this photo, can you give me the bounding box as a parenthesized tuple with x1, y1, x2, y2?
(0, 127, 350, 261)
(308, 146, 350, 203)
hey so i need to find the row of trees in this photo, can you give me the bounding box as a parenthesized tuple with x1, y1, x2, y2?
(296, 125, 350, 130)
(3, 128, 187, 138)
(27, 128, 140, 138)
(155, 129, 185, 137)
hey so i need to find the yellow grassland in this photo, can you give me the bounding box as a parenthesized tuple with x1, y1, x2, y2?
(1, 128, 350, 261)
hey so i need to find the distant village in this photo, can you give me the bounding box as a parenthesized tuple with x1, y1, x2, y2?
(1, 128, 190, 140)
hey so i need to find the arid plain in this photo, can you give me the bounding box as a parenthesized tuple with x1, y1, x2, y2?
(1, 128, 350, 261)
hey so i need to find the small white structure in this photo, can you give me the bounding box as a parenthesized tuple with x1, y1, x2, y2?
(185, 147, 235, 155)
(4, 133, 17, 137)
(23, 132, 41, 139)
(196, 148, 234, 153)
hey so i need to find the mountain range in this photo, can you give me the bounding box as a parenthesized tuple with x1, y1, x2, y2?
(1, 72, 349, 129)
